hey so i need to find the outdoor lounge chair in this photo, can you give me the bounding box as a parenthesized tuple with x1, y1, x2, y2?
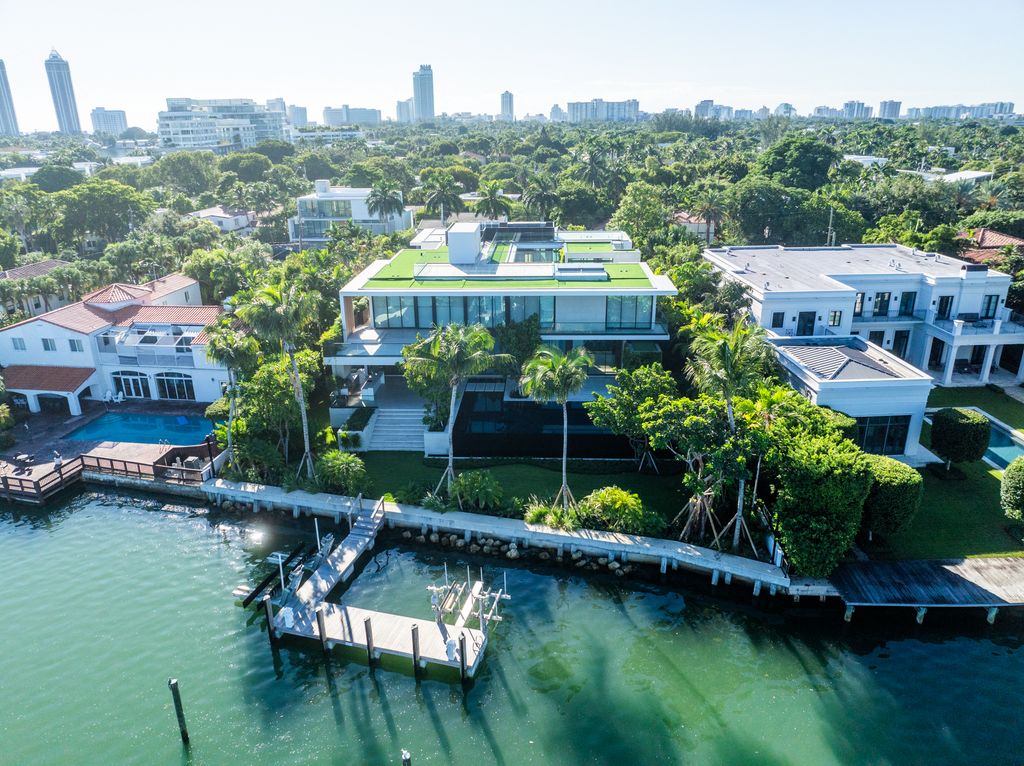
(112, 391, 125, 404)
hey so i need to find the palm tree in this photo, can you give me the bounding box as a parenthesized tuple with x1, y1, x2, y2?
(976, 179, 1007, 211)
(522, 173, 558, 220)
(423, 172, 464, 225)
(692, 188, 726, 244)
(237, 282, 318, 480)
(736, 384, 801, 514)
(405, 324, 507, 494)
(366, 180, 406, 233)
(474, 181, 511, 220)
(205, 322, 259, 470)
(520, 345, 594, 510)
(687, 316, 770, 550)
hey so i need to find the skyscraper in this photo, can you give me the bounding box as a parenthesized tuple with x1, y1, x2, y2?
(879, 100, 902, 120)
(500, 91, 514, 121)
(0, 60, 18, 135)
(396, 98, 415, 123)
(412, 65, 434, 122)
(45, 50, 81, 133)
(90, 107, 128, 136)
(287, 105, 308, 128)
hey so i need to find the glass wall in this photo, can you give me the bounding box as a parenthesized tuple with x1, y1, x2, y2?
(297, 198, 353, 218)
(855, 415, 910, 455)
(373, 295, 555, 330)
(156, 372, 196, 401)
(606, 295, 653, 330)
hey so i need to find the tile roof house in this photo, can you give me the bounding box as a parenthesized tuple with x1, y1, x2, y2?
(957, 228, 1024, 264)
(0, 259, 74, 318)
(0, 273, 230, 416)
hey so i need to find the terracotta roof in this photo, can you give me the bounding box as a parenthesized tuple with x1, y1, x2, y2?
(29, 303, 121, 334)
(2, 365, 96, 393)
(82, 283, 152, 304)
(142, 273, 199, 300)
(0, 259, 70, 281)
(673, 211, 708, 225)
(957, 228, 1024, 250)
(113, 305, 223, 327)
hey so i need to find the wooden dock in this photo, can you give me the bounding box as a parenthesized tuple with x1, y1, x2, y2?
(831, 558, 1024, 607)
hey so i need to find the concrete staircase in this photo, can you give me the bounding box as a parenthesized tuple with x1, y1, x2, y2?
(365, 408, 426, 452)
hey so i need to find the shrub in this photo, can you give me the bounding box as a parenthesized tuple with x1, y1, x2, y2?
(452, 470, 504, 511)
(395, 481, 432, 505)
(524, 497, 577, 530)
(0, 430, 14, 449)
(1001, 456, 1024, 521)
(315, 450, 368, 496)
(575, 486, 663, 536)
(930, 408, 990, 468)
(345, 407, 375, 432)
(337, 430, 361, 449)
(771, 435, 872, 578)
(204, 397, 230, 422)
(861, 454, 923, 536)
(320, 424, 337, 450)
(821, 408, 858, 442)
(0, 403, 14, 431)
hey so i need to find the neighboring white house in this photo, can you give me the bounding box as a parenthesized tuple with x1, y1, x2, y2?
(288, 180, 414, 242)
(673, 210, 714, 242)
(771, 335, 933, 458)
(327, 221, 676, 401)
(188, 205, 255, 235)
(0, 274, 228, 415)
(703, 243, 1024, 387)
(0, 259, 73, 317)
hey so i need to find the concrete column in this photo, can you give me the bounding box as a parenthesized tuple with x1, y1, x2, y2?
(25, 393, 40, 413)
(942, 345, 956, 386)
(149, 375, 160, 401)
(980, 345, 997, 384)
(917, 336, 933, 371)
(994, 344, 1005, 370)
(1016, 349, 1024, 384)
(67, 394, 82, 417)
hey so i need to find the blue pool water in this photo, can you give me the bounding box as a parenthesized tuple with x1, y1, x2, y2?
(986, 422, 1024, 468)
(64, 412, 214, 445)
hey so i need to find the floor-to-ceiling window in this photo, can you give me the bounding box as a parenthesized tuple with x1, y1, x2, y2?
(155, 372, 196, 401)
(855, 415, 911, 455)
(112, 370, 150, 399)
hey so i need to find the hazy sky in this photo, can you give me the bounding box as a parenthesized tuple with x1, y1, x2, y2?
(3, 0, 1023, 132)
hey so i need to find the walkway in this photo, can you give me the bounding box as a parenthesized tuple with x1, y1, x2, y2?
(831, 558, 1024, 608)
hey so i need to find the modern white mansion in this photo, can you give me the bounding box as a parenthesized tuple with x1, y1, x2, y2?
(288, 181, 414, 243)
(0, 274, 228, 415)
(327, 221, 676, 400)
(705, 243, 1024, 457)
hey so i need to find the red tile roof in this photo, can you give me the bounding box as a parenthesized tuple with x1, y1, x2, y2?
(959, 228, 1024, 250)
(82, 283, 151, 304)
(673, 211, 709, 225)
(0, 259, 70, 281)
(113, 305, 223, 327)
(2, 365, 96, 393)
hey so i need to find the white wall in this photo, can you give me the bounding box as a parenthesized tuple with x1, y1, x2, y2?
(0, 322, 99, 368)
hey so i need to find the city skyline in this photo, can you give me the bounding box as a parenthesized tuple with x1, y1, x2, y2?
(1, 0, 1022, 132)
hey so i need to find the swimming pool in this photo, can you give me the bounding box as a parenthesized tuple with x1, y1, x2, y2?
(986, 421, 1024, 468)
(64, 412, 214, 445)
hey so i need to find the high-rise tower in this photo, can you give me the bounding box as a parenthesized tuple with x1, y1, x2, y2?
(500, 91, 514, 121)
(0, 60, 18, 135)
(45, 50, 81, 133)
(412, 65, 434, 122)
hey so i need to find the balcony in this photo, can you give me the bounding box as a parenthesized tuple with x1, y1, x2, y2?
(930, 308, 1024, 338)
(851, 310, 926, 324)
(97, 331, 198, 368)
(540, 321, 669, 337)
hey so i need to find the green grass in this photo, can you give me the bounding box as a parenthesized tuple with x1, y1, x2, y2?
(863, 423, 1024, 560)
(566, 242, 613, 253)
(927, 386, 1024, 430)
(360, 451, 683, 520)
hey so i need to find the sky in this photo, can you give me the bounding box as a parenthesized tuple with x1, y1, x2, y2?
(2, 0, 1023, 132)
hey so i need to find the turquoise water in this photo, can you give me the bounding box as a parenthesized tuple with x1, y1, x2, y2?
(2, 492, 1023, 765)
(986, 421, 1024, 469)
(65, 412, 213, 444)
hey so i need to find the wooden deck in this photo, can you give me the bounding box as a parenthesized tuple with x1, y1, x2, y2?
(292, 502, 384, 606)
(831, 558, 1024, 607)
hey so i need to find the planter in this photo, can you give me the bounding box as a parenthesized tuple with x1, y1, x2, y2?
(423, 429, 449, 457)
(329, 406, 357, 429)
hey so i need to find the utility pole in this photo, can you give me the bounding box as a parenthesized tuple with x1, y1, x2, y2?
(826, 206, 836, 246)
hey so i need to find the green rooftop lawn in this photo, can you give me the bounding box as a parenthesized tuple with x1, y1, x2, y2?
(490, 243, 512, 263)
(863, 423, 1024, 560)
(566, 241, 614, 253)
(927, 386, 1024, 430)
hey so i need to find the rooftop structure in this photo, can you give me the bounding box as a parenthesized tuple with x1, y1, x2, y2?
(705, 243, 1024, 389)
(0, 273, 228, 415)
(289, 181, 413, 241)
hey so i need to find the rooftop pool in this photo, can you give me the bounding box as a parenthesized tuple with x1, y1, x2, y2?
(65, 412, 214, 445)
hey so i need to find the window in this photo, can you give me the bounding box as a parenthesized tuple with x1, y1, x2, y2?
(42, 338, 56, 352)
(771, 311, 785, 329)
(156, 372, 195, 401)
(899, 291, 916, 316)
(184, 290, 190, 302)
(868, 330, 885, 346)
(33, 296, 42, 309)
(828, 311, 842, 327)
(937, 295, 953, 320)
(606, 295, 654, 330)
(853, 293, 864, 317)
(371, 296, 416, 329)
(873, 292, 891, 316)
(981, 294, 1000, 320)
(855, 415, 911, 456)
(68, 339, 84, 353)
(112, 370, 150, 399)
(11, 337, 25, 351)
(892, 329, 910, 359)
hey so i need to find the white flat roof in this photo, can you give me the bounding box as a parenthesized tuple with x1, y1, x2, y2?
(704, 243, 1009, 294)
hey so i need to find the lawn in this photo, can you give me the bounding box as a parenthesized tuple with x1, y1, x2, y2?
(927, 386, 1024, 430)
(863, 423, 1024, 560)
(360, 451, 684, 521)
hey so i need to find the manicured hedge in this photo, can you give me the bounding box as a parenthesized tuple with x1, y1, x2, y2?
(930, 408, 990, 467)
(771, 435, 872, 578)
(861, 454, 924, 536)
(1001, 455, 1024, 521)
(821, 408, 858, 442)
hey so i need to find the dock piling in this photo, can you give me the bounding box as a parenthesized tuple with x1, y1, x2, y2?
(316, 605, 329, 655)
(364, 617, 375, 666)
(987, 607, 999, 624)
(915, 607, 927, 624)
(401, 750, 412, 766)
(458, 632, 467, 682)
(844, 605, 855, 622)
(167, 678, 189, 745)
(711, 569, 720, 586)
(752, 580, 762, 597)
(411, 625, 420, 675)
(262, 594, 276, 647)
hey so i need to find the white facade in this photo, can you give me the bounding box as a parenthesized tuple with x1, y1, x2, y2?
(499, 91, 514, 122)
(412, 66, 434, 122)
(568, 99, 639, 122)
(324, 105, 381, 127)
(705, 243, 1024, 387)
(188, 206, 254, 234)
(771, 336, 933, 458)
(158, 98, 287, 152)
(288, 181, 413, 241)
(90, 107, 128, 136)
(0, 275, 229, 415)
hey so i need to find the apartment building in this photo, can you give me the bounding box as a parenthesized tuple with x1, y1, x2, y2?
(0, 274, 228, 415)
(288, 181, 413, 241)
(158, 98, 287, 151)
(567, 99, 640, 122)
(326, 221, 676, 401)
